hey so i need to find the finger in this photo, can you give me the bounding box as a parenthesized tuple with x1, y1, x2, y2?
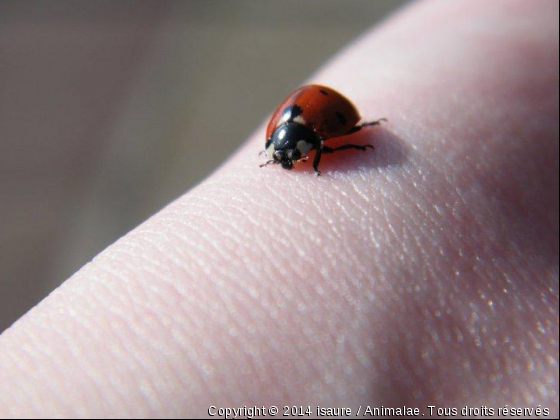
(0, 0, 558, 417)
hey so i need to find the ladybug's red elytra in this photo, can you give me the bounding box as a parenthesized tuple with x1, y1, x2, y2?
(260, 84, 386, 175)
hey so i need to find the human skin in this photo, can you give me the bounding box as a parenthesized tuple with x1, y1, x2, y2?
(0, 0, 558, 417)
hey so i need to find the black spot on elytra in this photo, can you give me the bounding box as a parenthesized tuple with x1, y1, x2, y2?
(319, 89, 329, 96)
(291, 105, 303, 118)
(335, 111, 347, 125)
(281, 105, 303, 123)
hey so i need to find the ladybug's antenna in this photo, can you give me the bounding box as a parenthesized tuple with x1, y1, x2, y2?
(259, 160, 275, 168)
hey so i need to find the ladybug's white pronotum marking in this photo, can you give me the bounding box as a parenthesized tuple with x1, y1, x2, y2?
(266, 142, 275, 157)
(296, 140, 314, 155)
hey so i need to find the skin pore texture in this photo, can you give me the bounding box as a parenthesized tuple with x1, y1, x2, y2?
(0, 0, 558, 417)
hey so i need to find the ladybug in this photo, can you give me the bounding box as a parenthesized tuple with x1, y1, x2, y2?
(260, 84, 386, 175)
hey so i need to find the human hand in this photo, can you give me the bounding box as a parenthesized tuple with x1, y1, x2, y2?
(0, 0, 558, 417)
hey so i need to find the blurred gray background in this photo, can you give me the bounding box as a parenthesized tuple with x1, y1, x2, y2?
(0, 0, 407, 332)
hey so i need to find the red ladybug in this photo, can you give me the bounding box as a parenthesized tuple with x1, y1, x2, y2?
(261, 84, 386, 175)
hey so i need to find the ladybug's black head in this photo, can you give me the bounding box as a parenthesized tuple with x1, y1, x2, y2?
(266, 122, 320, 170)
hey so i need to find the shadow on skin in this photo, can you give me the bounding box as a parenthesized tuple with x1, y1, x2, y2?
(366, 300, 483, 412)
(289, 127, 410, 175)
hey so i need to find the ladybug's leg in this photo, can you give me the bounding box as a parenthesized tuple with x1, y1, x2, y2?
(312, 147, 323, 176)
(259, 160, 276, 168)
(322, 144, 374, 153)
(346, 118, 387, 135)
